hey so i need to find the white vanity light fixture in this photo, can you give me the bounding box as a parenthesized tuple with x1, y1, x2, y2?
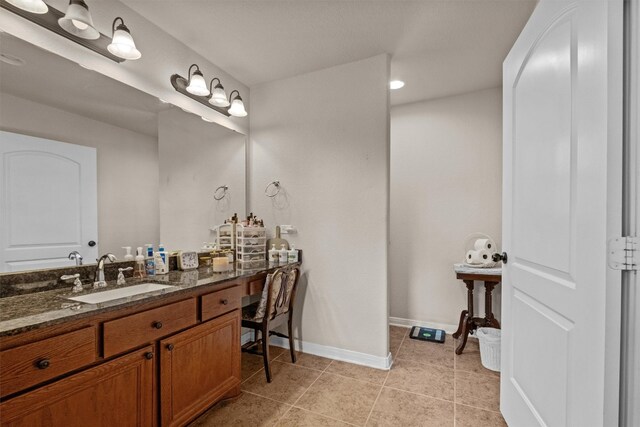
(208, 78, 230, 108)
(389, 80, 405, 90)
(58, 0, 99, 40)
(107, 17, 141, 60)
(227, 90, 247, 117)
(5, 0, 47, 14)
(185, 64, 210, 96)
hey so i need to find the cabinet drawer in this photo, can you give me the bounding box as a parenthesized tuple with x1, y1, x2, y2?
(0, 326, 96, 397)
(201, 286, 240, 321)
(247, 276, 266, 296)
(103, 299, 197, 358)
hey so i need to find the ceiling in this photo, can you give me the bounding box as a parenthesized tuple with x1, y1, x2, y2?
(122, 0, 536, 106)
(0, 33, 167, 137)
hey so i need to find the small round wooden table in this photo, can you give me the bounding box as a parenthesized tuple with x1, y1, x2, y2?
(452, 264, 502, 355)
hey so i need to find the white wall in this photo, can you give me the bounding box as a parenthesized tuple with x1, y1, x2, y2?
(389, 88, 503, 330)
(158, 108, 246, 252)
(249, 54, 391, 366)
(0, 93, 160, 257)
(0, 0, 249, 134)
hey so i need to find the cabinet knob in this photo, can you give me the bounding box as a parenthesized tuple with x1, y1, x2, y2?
(153, 321, 163, 329)
(36, 359, 50, 369)
(167, 344, 174, 351)
(88, 240, 96, 247)
(221, 299, 229, 305)
(145, 352, 154, 360)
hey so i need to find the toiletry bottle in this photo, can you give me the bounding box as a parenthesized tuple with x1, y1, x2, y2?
(122, 246, 134, 261)
(154, 252, 168, 275)
(269, 244, 279, 264)
(158, 243, 167, 265)
(288, 245, 298, 263)
(145, 244, 155, 276)
(279, 244, 288, 264)
(134, 247, 146, 278)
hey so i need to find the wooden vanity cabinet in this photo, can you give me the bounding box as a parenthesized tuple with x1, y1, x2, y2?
(0, 346, 154, 427)
(160, 309, 241, 427)
(0, 283, 245, 427)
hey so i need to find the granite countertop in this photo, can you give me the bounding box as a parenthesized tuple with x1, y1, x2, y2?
(0, 261, 300, 338)
(453, 263, 502, 276)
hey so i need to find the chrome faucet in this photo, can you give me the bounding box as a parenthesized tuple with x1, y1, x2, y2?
(68, 251, 83, 266)
(94, 253, 117, 288)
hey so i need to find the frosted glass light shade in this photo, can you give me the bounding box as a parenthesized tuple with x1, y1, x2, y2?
(58, 0, 99, 40)
(186, 70, 209, 96)
(228, 97, 247, 117)
(6, 0, 48, 14)
(209, 85, 230, 107)
(108, 27, 141, 60)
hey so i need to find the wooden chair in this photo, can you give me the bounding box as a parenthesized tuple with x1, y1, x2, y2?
(241, 266, 300, 382)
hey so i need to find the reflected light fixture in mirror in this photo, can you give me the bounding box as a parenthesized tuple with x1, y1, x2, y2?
(209, 78, 230, 108)
(5, 0, 47, 14)
(107, 17, 141, 60)
(389, 80, 405, 90)
(186, 64, 210, 96)
(58, 0, 99, 40)
(228, 90, 247, 117)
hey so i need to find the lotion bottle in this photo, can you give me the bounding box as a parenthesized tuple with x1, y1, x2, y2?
(288, 245, 298, 263)
(279, 244, 288, 263)
(154, 252, 168, 275)
(269, 244, 279, 264)
(145, 244, 155, 276)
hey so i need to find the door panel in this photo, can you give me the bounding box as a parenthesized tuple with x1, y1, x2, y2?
(0, 131, 98, 272)
(502, 0, 623, 426)
(160, 310, 241, 427)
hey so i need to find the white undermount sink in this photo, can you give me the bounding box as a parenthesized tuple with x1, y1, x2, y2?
(65, 283, 173, 304)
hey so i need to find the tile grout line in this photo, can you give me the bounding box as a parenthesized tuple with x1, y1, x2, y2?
(362, 327, 408, 426)
(454, 339, 457, 427)
(271, 356, 334, 425)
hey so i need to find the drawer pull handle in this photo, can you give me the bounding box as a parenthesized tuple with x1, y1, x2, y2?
(145, 352, 154, 360)
(221, 299, 229, 305)
(152, 321, 163, 329)
(167, 344, 174, 351)
(36, 359, 50, 369)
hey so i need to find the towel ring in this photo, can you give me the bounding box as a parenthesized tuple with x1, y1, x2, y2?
(213, 185, 229, 201)
(265, 180, 281, 198)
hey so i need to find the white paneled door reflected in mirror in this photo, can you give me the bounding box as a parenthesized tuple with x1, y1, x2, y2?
(0, 33, 247, 273)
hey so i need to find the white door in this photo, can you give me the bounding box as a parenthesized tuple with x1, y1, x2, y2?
(501, 0, 623, 425)
(0, 131, 98, 272)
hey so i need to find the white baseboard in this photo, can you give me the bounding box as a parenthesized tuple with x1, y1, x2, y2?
(389, 316, 459, 334)
(268, 336, 393, 370)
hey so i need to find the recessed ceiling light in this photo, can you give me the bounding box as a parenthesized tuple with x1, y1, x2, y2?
(390, 80, 405, 90)
(0, 53, 25, 66)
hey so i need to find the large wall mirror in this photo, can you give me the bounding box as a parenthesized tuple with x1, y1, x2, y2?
(0, 33, 246, 273)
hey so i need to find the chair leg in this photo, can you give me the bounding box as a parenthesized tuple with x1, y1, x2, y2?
(287, 316, 296, 363)
(261, 325, 272, 382)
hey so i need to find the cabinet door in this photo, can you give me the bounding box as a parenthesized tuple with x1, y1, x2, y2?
(160, 310, 241, 427)
(0, 346, 154, 427)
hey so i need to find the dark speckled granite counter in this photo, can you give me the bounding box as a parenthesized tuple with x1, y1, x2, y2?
(0, 261, 300, 337)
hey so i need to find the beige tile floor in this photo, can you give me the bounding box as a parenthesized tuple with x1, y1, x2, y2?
(189, 326, 506, 427)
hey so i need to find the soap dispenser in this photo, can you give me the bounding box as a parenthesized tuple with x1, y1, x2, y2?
(288, 245, 298, 263)
(269, 244, 279, 264)
(134, 247, 146, 278)
(279, 244, 288, 264)
(122, 246, 134, 261)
